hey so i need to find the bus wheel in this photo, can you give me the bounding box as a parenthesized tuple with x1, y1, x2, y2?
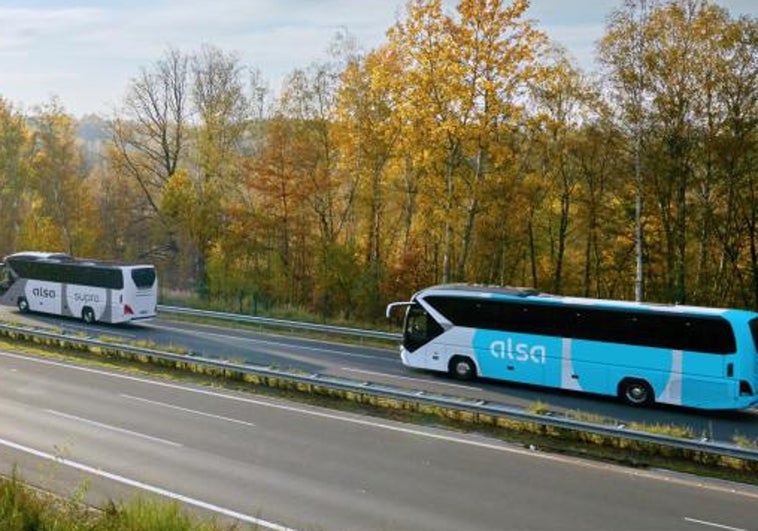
(82, 307, 96, 324)
(449, 356, 477, 381)
(17, 297, 29, 313)
(619, 378, 654, 407)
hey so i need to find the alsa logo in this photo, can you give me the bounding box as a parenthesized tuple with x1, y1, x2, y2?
(490, 338, 546, 365)
(32, 287, 57, 299)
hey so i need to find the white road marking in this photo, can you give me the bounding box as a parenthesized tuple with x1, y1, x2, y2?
(46, 409, 183, 448)
(4, 350, 758, 503)
(683, 517, 746, 531)
(340, 367, 482, 391)
(121, 394, 255, 427)
(0, 435, 296, 531)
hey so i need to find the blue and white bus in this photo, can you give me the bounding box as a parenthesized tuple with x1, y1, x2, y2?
(0, 252, 158, 324)
(387, 284, 758, 410)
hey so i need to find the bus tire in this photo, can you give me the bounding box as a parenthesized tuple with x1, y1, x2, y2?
(619, 378, 654, 407)
(449, 356, 477, 381)
(82, 307, 96, 324)
(17, 297, 29, 313)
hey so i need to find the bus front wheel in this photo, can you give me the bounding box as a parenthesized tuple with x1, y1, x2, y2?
(82, 307, 96, 324)
(17, 297, 29, 313)
(449, 356, 477, 381)
(619, 378, 654, 407)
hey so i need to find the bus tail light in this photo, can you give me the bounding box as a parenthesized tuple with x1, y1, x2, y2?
(124, 304, 134, 315)
(739, 380, 753, 396)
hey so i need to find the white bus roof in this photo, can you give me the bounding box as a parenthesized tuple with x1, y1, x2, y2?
(414, 284, 734, 316)
(6, 252, 73, 260)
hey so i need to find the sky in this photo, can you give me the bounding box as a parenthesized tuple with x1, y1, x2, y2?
(0, 0, 756, 118)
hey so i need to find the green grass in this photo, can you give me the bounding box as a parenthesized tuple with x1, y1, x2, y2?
(526, 400, 551, 415)
(627, 422, 695, 439)
(0, 471, 236, 530)
(733, 433, 758, 449)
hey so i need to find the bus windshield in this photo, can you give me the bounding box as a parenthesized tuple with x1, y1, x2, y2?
(404, 304, 443, 352)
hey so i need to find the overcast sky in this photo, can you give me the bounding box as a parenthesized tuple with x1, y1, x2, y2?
(1, 0, 756, 118)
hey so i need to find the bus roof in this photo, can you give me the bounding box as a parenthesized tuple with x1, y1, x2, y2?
(6, 252, 73, 261)
(4, 252, 153, 270)
(413, 283, 740, 317)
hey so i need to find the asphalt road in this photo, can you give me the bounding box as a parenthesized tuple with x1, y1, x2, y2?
(2, 307, 758, 445)
(2, 348, 758, 530)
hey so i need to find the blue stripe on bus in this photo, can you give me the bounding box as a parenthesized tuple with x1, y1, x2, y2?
(471, 328, 746, 407)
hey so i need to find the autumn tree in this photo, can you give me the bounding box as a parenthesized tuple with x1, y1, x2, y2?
(244, 115, 313, 305)
(180, 45, 254, 298)
(600, 0, 758, 307)
(715, 13, 758, 306)
(0, 98, 32, 256)
(387, 0, 547, 282)
(23, 100, 99, 254)
(109, 47, 190, 264)
(274, 36, 366, 316)
(335, 45, 404, 316)
(528, 47, 595, 293)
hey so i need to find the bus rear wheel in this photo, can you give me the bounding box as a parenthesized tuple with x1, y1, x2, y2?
(619, 378, 654, 407)
(449, 356, 477, 381)
(17, 297, 29, 313)
(82, 307, 96, 324)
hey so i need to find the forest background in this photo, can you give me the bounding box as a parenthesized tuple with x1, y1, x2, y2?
(0, 0, 757, 323)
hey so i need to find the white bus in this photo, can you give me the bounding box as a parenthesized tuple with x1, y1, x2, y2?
(0, 252, 158, 324)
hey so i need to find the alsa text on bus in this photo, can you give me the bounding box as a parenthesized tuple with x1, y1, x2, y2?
(490, 338, 547, 365)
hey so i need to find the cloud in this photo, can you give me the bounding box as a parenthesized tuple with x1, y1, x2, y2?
(1, 0, 755, 116)
(0, 1, 402, 115)
(0, 6, 103, 53)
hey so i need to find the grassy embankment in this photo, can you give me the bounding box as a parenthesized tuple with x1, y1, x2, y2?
(0, 470, 237, 531)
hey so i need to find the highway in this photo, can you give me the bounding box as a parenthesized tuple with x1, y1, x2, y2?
(3, 307, 758, 434)
(3, 307, 756, 445)
(1, 347, 758, 530)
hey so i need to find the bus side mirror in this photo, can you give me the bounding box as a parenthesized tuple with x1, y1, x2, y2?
(386, 301, 413, 319)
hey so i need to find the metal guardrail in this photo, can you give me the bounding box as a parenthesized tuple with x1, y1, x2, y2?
(157, 304, 402, 342)
(1, 321, 757, 463)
